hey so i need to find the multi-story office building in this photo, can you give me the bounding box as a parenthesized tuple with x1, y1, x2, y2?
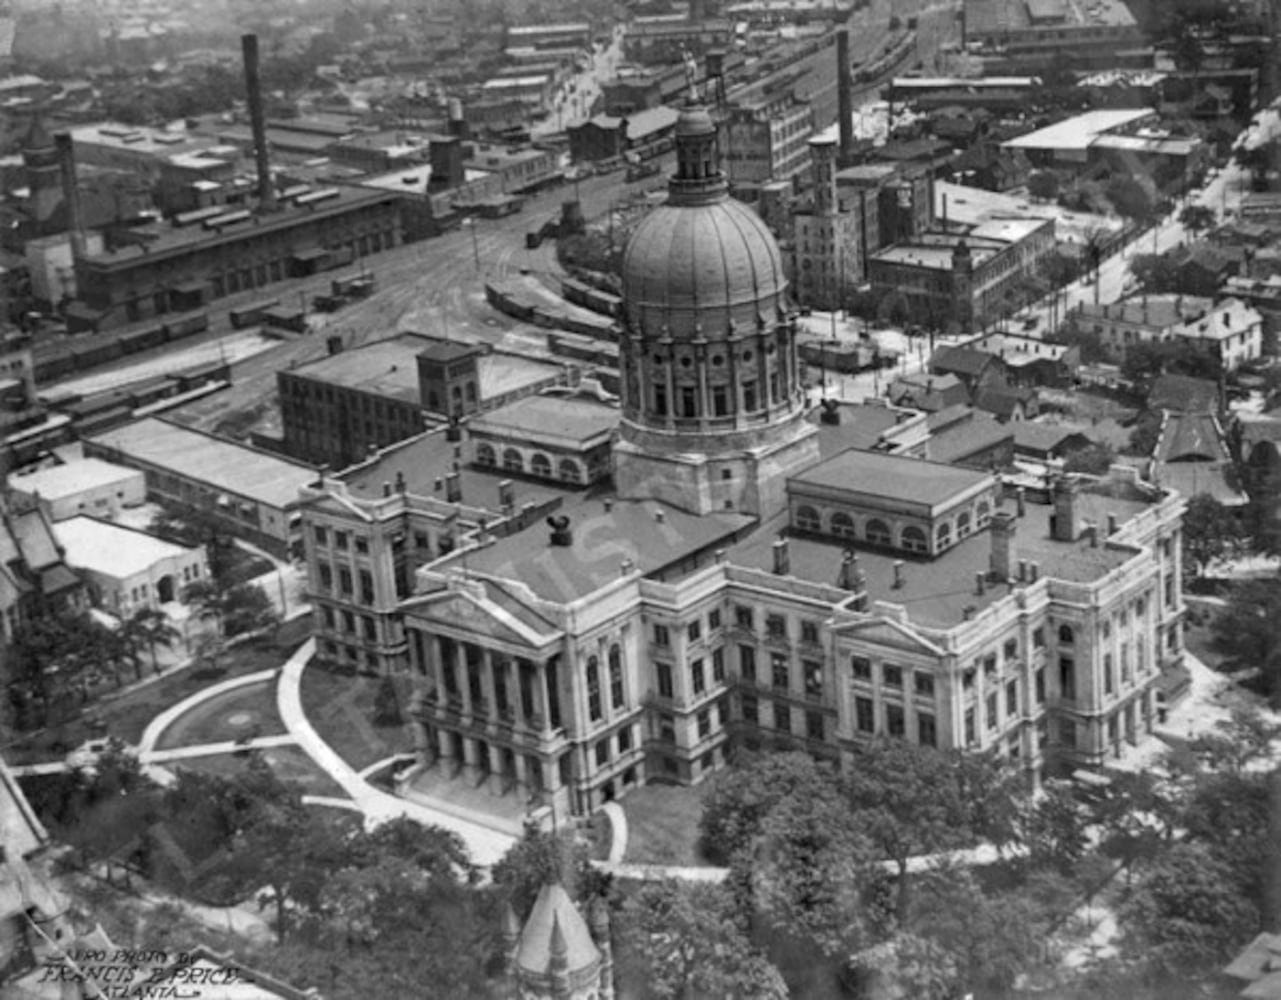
(792, 137, 864, 311)
(723, 89, 813, 197)
(298, 104, 1188, 826)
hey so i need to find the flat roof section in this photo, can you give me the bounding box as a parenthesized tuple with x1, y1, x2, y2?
(9, 457, 140, 500)
(479, 354, 564, 399)
(468, 396, 619, 450)
(55, 515, 197, 579)
(790, 448, 996, 510)
(89, 418, 315, 509)
(1002, 109, 1154, 152)
(291, 334, 433, 405)
(448, 496, 753, 604)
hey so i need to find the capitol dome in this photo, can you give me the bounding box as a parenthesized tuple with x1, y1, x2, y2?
(621, 106, 788, 340)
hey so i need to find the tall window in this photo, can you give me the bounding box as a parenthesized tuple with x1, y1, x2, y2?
(609, 645, 624, 709)
(773, 702, 790, 733)
(803, 660, 822, 699)
(712, 648, 725, 683)
(740, 645, 756, 682)
(918, 713, 936, 747)
(691, 658, 705, 695)
(855, 696, 875, 733)
(586, 656, 602, 721)
(1059, 656, 1076, 700)
(657, 662, 673, 699)
(771, 653, 789, 690)
(886, 704, 905, 737)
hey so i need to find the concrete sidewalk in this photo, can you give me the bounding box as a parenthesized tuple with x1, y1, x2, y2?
(276, 640, 516, 867)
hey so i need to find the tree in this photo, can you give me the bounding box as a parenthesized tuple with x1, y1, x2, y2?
(1130, 253, 1180, 294)
(373, 675, 404, 727)
(1127, 411, 1162, 457)
(1016, 780, 1090, 873)
(1062, 442, 1117, 476)
(491, 822, 609, 916)
(699, 751, 837, 866)
(842, 740, 1018, 923)
(617, 880, 788, 1000)
(1182, 493, 1242, 577)
(1106, 175, 1153, 221)
(1178, 203, 1216, 235)
(125, 606, 180, 677)
(1209, 579, 1281, 702)
(1118, 842, 1259, 974)
(223, 582, 280, 638)
(1028, 170, 1059, 201)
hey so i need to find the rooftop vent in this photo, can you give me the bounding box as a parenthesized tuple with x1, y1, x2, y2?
(547, 515, 573, 547)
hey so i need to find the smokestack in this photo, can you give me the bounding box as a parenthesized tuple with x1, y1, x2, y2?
(54, 133, 86, 260)
(772, 537, 790, 576)
(241, 34, 277, 212)
(892, 560, 905, 589)
(837, 29, 854, 167)
(447, 97, 468, 139)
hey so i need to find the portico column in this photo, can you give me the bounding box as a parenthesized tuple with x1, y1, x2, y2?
(456, 642, 472, 717)
(481, 648, 498, 724)
(537, 661, 553, 734)
(430, 635, 447, 710)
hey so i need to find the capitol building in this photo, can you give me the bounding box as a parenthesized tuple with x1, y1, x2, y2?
(297, 102, 1187, 825)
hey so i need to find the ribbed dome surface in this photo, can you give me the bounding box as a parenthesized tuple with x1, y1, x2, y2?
(621, 197, 787, 339)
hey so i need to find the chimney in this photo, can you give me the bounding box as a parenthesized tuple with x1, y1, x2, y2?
(395, 471, 406, 493)
(975, 571, 986, 596)
(1107, 512, 1118, 535)
(837, 29, 854, 166)
(382, 481, 392, 497)
(498, 479, 514, 511)
(430, 137, 465, 189)
(772, 537, 790, 576)
(547, 515, 573, 547)
(820, 399, 840, 425)
(989, 511, 1016, 582)
(620, 557, 634, 576)
(837, 549, 862, 591)
(446, 415, 462, 442)
(1018, 558, 1028, 582)
(1052, 476, 1079, 542)
(241, 35, 277, 212)
(326, 335, 343, 356)
(941, 191, 948, 226)
(447, 97, 468, 140)
(1016, 487, 1026, 517)
(892, 560, 905, 589)
(654, 509, 665, 524)
(445, 471, 461, 503)
(54, 133, 86, 260)
(603, 498, 613, 512)
(1029, 561, 1039, 582)
(433, 477, 443, 492)
(1084, 520, 1098, 547)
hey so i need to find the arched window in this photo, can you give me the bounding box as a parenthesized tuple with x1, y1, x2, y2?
(831, 512, 855, 538)
(502, 448, 523, 472)
(901, 526, 928, 553)
(530, 453, 552, 478)
(474, 443, 496, 468)
(558, 458, 581, 483)
(936, 522, 952, 549)
(957, 511, 972, 538)
(795, 505, 821, 533)
(1058, 624, 1075, 645)
(866, 519, 892, 546)
(976, 500, 992, 528)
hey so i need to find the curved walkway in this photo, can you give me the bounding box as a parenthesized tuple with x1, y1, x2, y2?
(276, 640, 516, 867)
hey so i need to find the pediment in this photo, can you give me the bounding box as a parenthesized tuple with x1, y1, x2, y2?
(402, 589, 560, 649)
(833, 617, 943, 658)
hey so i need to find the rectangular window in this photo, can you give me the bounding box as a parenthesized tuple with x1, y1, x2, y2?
(773, 702, 790, 733)
(735, 605, 754, 628)
(1059, 656, 1076, 700)
(1033, 627, 1045, 648)
(803, 660, 822, 699)
(319, 563, 333, 589)
(708, 608, 722, 631)
(964, 708, 976, 745)
(713, 384, 729, 416)
(806, 711, 824, 741)
(313, 525, 328, 546)
(691, 658, 705, 695)
(688, 621, 701, 643)
(1104, 653, 1114, 695)
(587, 659, 602, 721)
(660, 715, 676, 743)
(712, 648, 725, 683)
(595, 740, 609, 766)
(886, 704, 905, 737)
(983, 655, 997, 679)
(918, 713, 936, 747)
(801, 620, 819, 644)
(654, 624, 670, 646)
(1006, 680, 1018, 716)
(771, 653, 789, 690)
(856, 696, 875, 733)
(681, 386, 697, 418)
(743, 381, 757, 411)
(1035, 668, 1045, 705)
(883, 664, 903, 689)
(334, 531, 349, 551)
(359, 570, 375, 605)
(851, 655, 872, 681)
(355, 536, 369, 555)
(986, 692, 998, 730)
(657, 662, 673, 699)
(914, 672, 934, 697)
(654, 385, 667, 415)
(610, 654, 625, 709)
(1004, 638, 1018, 662)
(618, 725, 632, 752)
(338, 568, 353, 596)
(363, 616, 376, 641)
(698, 710, 711, 739)
(766, 614, 786, 638)
(742, 694, 758, 723)
(1060, 718, 1077, 748)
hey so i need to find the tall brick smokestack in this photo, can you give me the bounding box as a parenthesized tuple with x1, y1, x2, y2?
(241, 34, 276, 212)
(837, 28, 854, 167)
(54, 132, 86, 260)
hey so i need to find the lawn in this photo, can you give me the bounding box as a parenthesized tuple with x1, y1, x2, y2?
(169, 745, 348, 799)
(619, 782, 713, 867)
(6, 616, 311, 765)
(298, 662, 415, 771)
(152, 679, 286, 750)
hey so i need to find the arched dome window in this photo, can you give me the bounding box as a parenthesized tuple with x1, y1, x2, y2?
(502, 448, 523, 472)
(831, 512, 855, 538)
(558, 459, 581, 483)
(902, 526, 928, 553)
(957, 511, 972, 538)
(1059, 624, 1075, 645)
(936, 522, 952, 549)
(795, 506, 820, 533)
(866, 519, 892, 546)
(474, 443, 496, 468)
(530, 453, 552, 478)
